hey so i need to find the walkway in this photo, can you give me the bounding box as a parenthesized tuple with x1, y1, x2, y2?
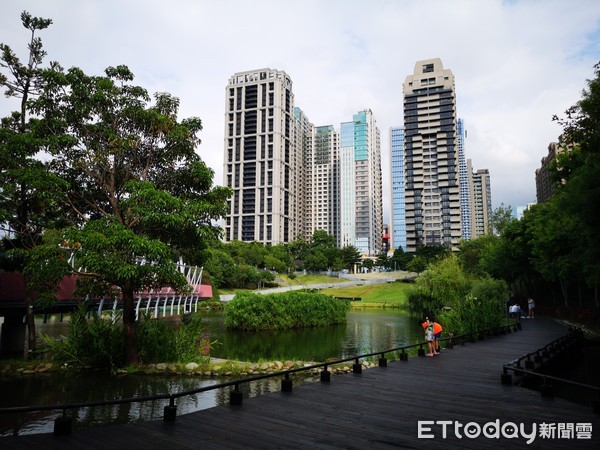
(2, 318, 599, 449)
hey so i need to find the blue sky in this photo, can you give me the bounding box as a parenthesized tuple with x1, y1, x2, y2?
(2, 0, 600, 223)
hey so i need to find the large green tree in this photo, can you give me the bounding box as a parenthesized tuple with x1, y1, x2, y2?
(0, 12, 67, 353)
(27, 63, 230, 364)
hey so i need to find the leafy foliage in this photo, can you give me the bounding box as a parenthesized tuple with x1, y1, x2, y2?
(39, 304, 125, 371)
(224, 291, 350, 331)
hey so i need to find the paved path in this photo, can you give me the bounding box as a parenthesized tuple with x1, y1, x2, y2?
(2, 317, 598, 449)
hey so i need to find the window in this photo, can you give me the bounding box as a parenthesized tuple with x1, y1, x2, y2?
(423, 63, 434, 73)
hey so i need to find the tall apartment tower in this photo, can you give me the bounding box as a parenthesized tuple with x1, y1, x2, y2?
(293, 107, 313, 240)
(403, 58, 462, 252)
(340, 110, 382, 256)
(223, 69, 297, 244)
(390, 127, 407, 251)
(303, 124, 340, 240)
(467, 160, 492, 237)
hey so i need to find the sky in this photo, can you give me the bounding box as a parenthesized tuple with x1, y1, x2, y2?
(2, 0, 600, 224)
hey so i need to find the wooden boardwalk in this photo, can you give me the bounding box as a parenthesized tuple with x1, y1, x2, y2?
(2, 317, 599, 449)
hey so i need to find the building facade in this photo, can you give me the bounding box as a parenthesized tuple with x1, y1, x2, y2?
(467, 160, 492, 237)
(390, 126, 407, 251)
(457, 118, 472, 241)
(223, 70, 383, 254)
(223, 69, 298, 244)
(340, 110, 382, 256)
(402, 58, 462, 252)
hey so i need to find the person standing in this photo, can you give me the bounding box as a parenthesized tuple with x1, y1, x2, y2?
(424, 318, 436, 356)
(527, 297, 535, 319)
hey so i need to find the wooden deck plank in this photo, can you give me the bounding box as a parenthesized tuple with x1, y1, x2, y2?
(1, 317, 598, 449)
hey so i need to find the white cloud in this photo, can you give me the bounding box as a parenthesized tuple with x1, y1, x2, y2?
(2, 0, 600, 224)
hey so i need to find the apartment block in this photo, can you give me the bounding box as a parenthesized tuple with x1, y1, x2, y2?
(402, 58, 462, 252)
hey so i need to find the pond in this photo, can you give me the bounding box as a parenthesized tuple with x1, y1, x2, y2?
(0, 309, 422, 436)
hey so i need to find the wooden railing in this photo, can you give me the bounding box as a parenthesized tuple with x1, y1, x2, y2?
(0, 323, 521, 436)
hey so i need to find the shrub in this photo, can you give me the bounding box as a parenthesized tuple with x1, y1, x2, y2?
(439, 278, 508, 335)
(40, 303, 125, 371)
(224, 291, 350, 331)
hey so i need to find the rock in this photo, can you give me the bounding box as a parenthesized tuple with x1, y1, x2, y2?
(185, 362, 199, 371)
(156, 363, 167, 370)
(273, 361, 284, 370)
(283, 361, 294, 368)
(259, 363, 269, 370)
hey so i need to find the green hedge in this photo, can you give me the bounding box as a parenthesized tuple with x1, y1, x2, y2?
(224, 291, 350, 331)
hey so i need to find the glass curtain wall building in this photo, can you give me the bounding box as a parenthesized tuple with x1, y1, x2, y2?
(390, 127, 407, 251)
(457, 118, 471, 241)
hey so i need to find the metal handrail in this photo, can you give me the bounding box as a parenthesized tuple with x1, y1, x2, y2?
(0, 322, 519, 434)
(501, 327, 599, 412)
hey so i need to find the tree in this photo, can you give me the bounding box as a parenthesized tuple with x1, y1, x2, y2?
(27, 64, 230, 364)
(340, 245, 361, 272)
(490, 203, 514, 236)
(406, 256, 428, 275)
(415, 244, 449, 263)
(390, 246, 413, 271)
(0, 11, 67, 354)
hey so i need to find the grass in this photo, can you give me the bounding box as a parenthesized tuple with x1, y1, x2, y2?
(320, 281, 410, 307)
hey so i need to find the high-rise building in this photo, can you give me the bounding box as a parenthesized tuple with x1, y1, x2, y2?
(340, 110, 382, 255)
(467, 160, 492, 237)
(457, 118, 471, 241)
(223, 68, 297, 244)
(293, 107, 313, 240)
(403, 58, 462, 252)
(535, 139, 572, 203)
(390, 127, 407, 251)
(306, 125, 340, 240)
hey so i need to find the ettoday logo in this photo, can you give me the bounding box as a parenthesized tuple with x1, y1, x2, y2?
(418, 420, 593, 444)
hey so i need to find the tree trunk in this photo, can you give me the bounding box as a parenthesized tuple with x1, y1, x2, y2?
(122, 285, 140, 365)
(24, 294, 36, 359)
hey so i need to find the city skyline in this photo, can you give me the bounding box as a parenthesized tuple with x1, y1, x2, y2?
(2, 0, 600, 225)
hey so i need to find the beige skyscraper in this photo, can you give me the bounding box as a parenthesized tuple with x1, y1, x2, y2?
(467, 160, 492, 237)
(403, 58, 462, 252)
(223, 68, 297, 244)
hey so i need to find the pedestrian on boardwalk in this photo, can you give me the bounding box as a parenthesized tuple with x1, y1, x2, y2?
(424, 317, 436, 357)
(421, 315, 442, 354)
(527, 297, 535, 319)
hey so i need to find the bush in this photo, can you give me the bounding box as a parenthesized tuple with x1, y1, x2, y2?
(439, 278, 508, 335)
(136, 312, 212, 364)
(40, 306, 212, 370)
(40, 303, 125, 371)
(224, 291, 350, 331)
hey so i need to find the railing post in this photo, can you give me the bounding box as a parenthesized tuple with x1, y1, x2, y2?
(54, 410, 72, 436)
(540, 377, 554, 398)
(417, 345, 425, 357)
(163, 397, 177, 422)
(281, 373, 293, 392)
(400, 350, 408, 361)
(352, 358, 362, 374)
(320, 365, 331, 382)
(230, 383, 243, 405)
(524, 354, 535, 370)
(501, 366, 512, 385)
(378, 353, 387, 367)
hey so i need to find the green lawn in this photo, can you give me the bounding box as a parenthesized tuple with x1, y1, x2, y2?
(320, 281, 411, 307)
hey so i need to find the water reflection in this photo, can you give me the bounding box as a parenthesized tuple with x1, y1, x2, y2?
(204, 309, 421, 361)
(1, 308, 420, 436)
